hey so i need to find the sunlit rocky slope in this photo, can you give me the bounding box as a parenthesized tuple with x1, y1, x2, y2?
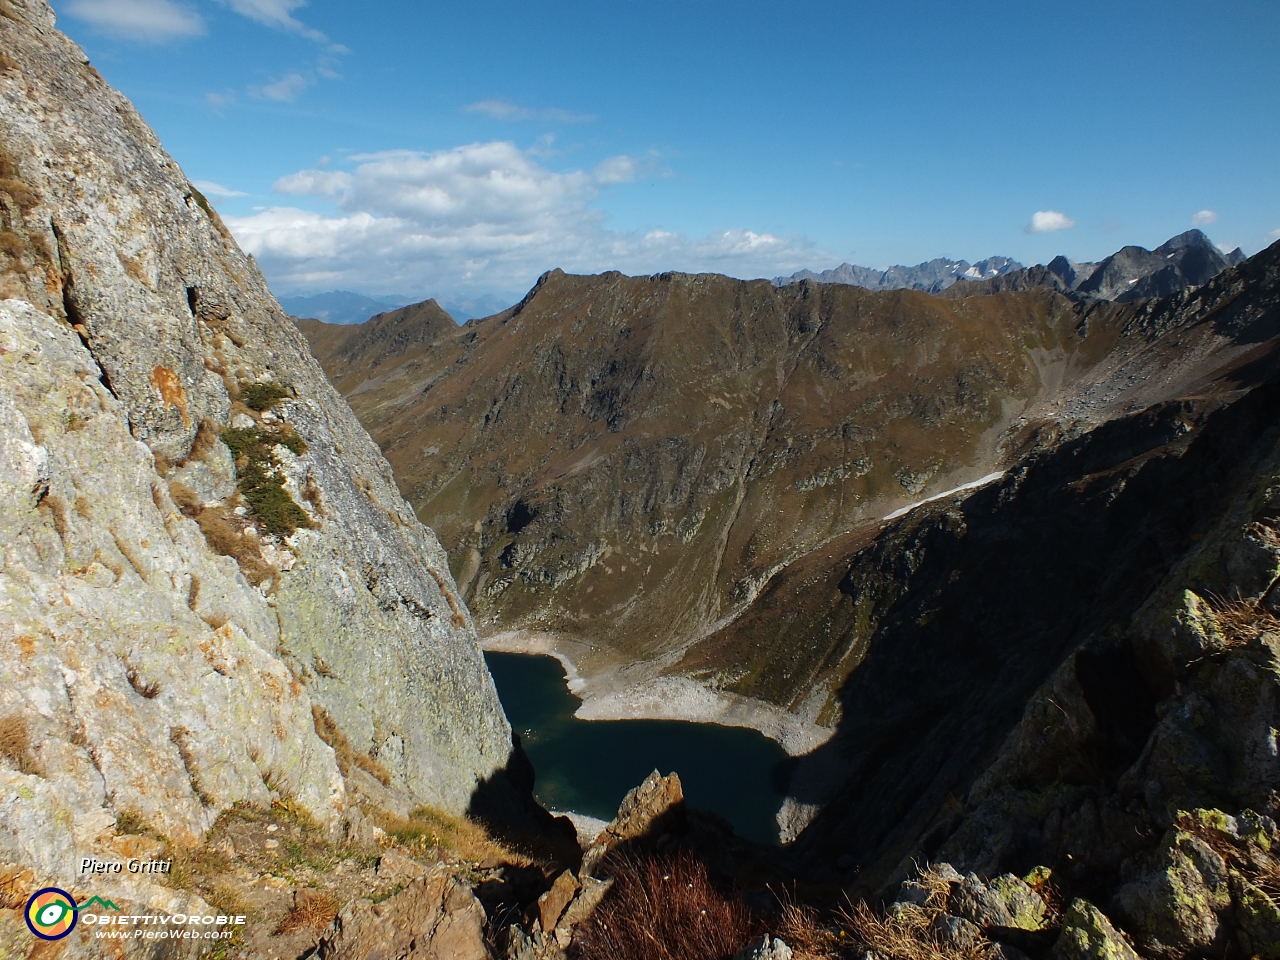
(0, 0, 521, 934)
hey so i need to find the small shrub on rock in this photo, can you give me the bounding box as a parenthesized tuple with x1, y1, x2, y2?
(240, 381, 290, 411)
(0, 714, 40, 776)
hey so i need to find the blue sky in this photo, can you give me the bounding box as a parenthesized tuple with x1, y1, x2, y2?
(52, 0, 1280, 302)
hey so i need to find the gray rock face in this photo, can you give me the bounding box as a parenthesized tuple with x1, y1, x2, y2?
(0, 0, 512, 890)
(1053, 900, 1142, 960)
(1113, 828, 1231, 957)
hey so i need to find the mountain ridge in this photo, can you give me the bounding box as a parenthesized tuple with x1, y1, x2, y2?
(296, 240, 1279, 747)
(774, 254, 1024, 292)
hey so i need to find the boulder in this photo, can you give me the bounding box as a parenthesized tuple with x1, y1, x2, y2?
(930, 913, 984, 950)
(312, 870, 490, 960)
(1112, 827, 1231, 957)
(1053, 899, 1141, 960)
(536, 869, 579, 934)
(949, 872, 1048, 930)
(580, 770, 684, 877)
(1233, 877, 1280, 959)
(377, 847, 429, 882)
(503, 925, 566, 960)
(552, 876, 613, 946)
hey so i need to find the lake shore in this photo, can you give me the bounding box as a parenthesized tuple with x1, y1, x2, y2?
(479, 629, 833, 757)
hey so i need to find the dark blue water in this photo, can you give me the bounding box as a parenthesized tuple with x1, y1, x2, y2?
(484, 652, 791, 845)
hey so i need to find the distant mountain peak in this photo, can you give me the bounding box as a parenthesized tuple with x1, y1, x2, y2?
(941, 229, 1241, 304)
(774, 255, 1024, 293)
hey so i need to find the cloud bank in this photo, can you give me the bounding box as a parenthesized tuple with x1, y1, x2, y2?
(1191, 209, 1218, 226)
(225, 142, 818, 296)
(1025, 210, 1076, 234)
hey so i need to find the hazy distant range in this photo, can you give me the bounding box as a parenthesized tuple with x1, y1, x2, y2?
(278, 290, 513, 325)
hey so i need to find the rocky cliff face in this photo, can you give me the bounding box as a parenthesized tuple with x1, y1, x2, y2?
(0, 0, 514, 918)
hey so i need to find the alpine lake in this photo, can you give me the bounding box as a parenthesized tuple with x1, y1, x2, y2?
(484, 651, 792, 845)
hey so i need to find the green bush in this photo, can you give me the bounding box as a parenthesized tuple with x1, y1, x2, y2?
(219, 426, 313, 537)
(240, 381, 290, 411)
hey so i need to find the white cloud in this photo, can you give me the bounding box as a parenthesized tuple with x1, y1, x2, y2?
(463, 100, 596, 123)
(274, 169, 351, 197)
(1267, 229, 1280, 242)
(225, 142, 818, 296)
(1191, 209, 1218, 227)
(1024, 210, 1076, 234)
(593, 156, 642, 186)
(255, 72, 311, 101)
(62, 0, 203, 42)
(193, 180, 247, 198)
(217, 0, 330, 43)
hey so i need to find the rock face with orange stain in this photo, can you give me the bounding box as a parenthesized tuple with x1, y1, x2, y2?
(0, 0, 517, 915)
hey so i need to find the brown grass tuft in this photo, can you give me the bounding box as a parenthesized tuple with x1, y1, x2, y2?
(124, 660, 162, 699)
(377, 804, 530, 867)
(114, 809, 151, 836)
(0, 714, 41, 776)
(0, 229, 25, 262)
(0, 177, 37, 212)
(572, 852, 759, 960)
(839, 898, 991, 960)
(311, 706, 392, 786)
(182, 419, 224, 466)
(775, 894, 843, 960)
(0, 50, 18, 72)
(193, 504, 274, 585)
(276, 890, 338, 934)
(1207, 593, 1280, 650)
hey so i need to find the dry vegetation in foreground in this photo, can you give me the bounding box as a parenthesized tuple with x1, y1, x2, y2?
(276, 889, 340, 934)
(572, 852, 760, 960)
(0, 713, 41, 776)
(775, 894, 846, 960)
(376, 804, 533, 868)
(567, 857, 1026, 960)
(839, 899, 992, 960)
(1207, 592, 1280, 649)
(311, 705, 393, 786)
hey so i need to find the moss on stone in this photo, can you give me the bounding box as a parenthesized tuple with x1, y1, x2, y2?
(1054, 900, 1141, 960)
(1235, 878, 1280, 959)
(221, 425, 313, 537)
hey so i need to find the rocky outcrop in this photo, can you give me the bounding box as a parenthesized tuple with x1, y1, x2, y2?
(0, 0, 515, 923)
(308, 870, 491, 960)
